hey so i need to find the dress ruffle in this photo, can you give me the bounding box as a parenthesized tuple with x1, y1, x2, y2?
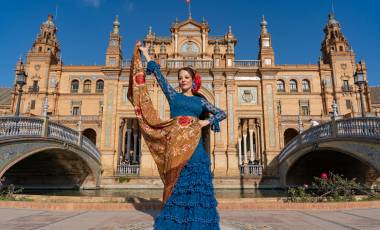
(154, 141, 220, 230)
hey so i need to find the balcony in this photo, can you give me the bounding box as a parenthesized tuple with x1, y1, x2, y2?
(116, 164, 140, 176)
(233, 60, 260, 69)
(166, 60, 213, 69)
(239, 164, 263, 176)
(28, 86, 39, 93)
(342, 85, 353, 93)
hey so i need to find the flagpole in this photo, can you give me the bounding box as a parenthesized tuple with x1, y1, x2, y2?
(188, 2, 192, 19)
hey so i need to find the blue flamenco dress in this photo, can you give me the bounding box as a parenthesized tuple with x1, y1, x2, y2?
(146, 61, 226, 230)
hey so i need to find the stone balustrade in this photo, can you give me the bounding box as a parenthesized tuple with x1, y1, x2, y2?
(116, 164, 140, 176)
(278, 117, 380, 162)
(0, 116, 101, 161)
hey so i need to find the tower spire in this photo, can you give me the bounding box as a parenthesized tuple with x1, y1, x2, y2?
(113, 15, 120, 34)
(186, 0, 192, 19)
(258, 15, 275, 67)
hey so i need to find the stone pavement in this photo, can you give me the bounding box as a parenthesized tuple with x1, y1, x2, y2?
(0, 208, 379, 230)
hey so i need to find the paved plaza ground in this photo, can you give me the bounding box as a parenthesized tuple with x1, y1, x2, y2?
(0, 207, 380, 229)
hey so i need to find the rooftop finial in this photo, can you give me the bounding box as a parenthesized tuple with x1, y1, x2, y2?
(186, 0, 192, 19)
(261, 15, 268, 34)
(113, 15, 120, 34)
(148, 26, 153, 36)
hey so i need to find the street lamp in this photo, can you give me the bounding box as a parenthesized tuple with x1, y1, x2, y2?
(354, 69, 366, 117)
(15, 59, 27, 116)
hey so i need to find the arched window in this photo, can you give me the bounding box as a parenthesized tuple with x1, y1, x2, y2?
(83, 80, 91, 93)
(289, 80, 298, 92)
(276, 80, 285, 92)
(302, 80, 310, 92)
(71, 80, 79, 93)
(96, 80, 104, 93)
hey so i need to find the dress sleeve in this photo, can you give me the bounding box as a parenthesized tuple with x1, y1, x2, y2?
(200, 98, 227, 132)
(146, 60, 176, 104)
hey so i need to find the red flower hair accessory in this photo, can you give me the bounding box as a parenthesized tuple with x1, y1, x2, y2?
(191, 72, 202, 93)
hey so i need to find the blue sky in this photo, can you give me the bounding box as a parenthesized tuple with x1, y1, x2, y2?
(0, 0, 379, 87)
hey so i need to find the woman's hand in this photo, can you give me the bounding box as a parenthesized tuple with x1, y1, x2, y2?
(198, 119, 210, 128)
(138, 45, 151, 62)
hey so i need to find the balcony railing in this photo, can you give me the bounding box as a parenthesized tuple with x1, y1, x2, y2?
(278, 117, 380, 162)
(233, 60, 260, 69)
(122, 59, 261, 69)
(0, 116, 101, 161)
(167, 60, 213, 69)
(239, 164, 263, 176)
(28, 86, 39, 93)
(342, 85, 353, 93)
(116, 164, 140, 176)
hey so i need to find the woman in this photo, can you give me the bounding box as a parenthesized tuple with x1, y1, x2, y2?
(128, 42, 226, 229)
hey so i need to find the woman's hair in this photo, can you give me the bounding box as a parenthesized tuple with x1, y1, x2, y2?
(178, 67, 196, 79)
(177, 67, 201, 94)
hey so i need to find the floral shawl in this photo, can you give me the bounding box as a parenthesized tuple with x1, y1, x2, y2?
(127, 44, 202, 204)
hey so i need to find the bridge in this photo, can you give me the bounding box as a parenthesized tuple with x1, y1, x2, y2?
(0, 116, 101, 189)
(278, 117, 380, 186)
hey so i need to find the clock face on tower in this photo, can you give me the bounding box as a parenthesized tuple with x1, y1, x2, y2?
(180, 41, 200, 55)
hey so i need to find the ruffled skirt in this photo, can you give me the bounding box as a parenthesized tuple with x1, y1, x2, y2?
(154, 140, 220, 229)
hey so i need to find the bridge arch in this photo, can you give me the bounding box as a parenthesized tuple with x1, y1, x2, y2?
(278, 118, 380, 186)
(0, 117, 102, 189)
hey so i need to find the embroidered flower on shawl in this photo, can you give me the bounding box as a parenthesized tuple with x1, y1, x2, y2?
(178, 116, 192, 128)
(134, 72, 146, 85)
(134, 106, 142, 117)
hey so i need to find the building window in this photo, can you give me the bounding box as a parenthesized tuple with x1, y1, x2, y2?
(109, 57, 116, 65)
(276, 80, 285, 92)
(99, 101, 104, 114)
(72, 106, 80, 116)
(71, 80, 79, 93)
(277, 100, 282, 114)
(300, 100, 310, 116)
(96, 80, 104, 93)
(264, 58, 272, 66)
(29, 80, 39, 93)
(346, 99, 352, 110)
(302, 80, 310, 92)
(290, 80, 298, 92)
(301, 106, 310, 115)
(342, 80, 351, 92)
(30, 100, 36, 110)
(83, 80, 91, 93)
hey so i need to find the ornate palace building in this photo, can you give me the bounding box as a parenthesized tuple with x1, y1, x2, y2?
(3, 13, 377, 187)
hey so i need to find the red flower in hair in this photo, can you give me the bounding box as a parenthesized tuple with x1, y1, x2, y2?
(191, 73, 202, 93)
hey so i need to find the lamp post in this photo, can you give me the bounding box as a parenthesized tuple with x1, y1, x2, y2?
(354, 70, 366, 117)
(15, 59, 27, 116)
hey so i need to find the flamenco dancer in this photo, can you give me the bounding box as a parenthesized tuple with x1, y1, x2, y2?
(128, 42, 226, 229)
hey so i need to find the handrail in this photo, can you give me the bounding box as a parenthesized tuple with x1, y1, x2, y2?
(0, 116, 101, 161)
(278, 117, 380, 162)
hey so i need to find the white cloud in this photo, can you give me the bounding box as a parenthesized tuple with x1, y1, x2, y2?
(83, 0, 103, 8)
(123, 0, 134, 12)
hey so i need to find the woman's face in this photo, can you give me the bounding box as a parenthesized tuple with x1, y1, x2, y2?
(178, 70, 193, 92)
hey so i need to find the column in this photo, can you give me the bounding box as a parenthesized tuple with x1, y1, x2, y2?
(125, 127, 132, 162)
(118, 118, 125, 165)
(249, 119, 255, 162)
(132, 120, 138, 163)
(238, 124, 242, 165)
(242, 119, 248, 163)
